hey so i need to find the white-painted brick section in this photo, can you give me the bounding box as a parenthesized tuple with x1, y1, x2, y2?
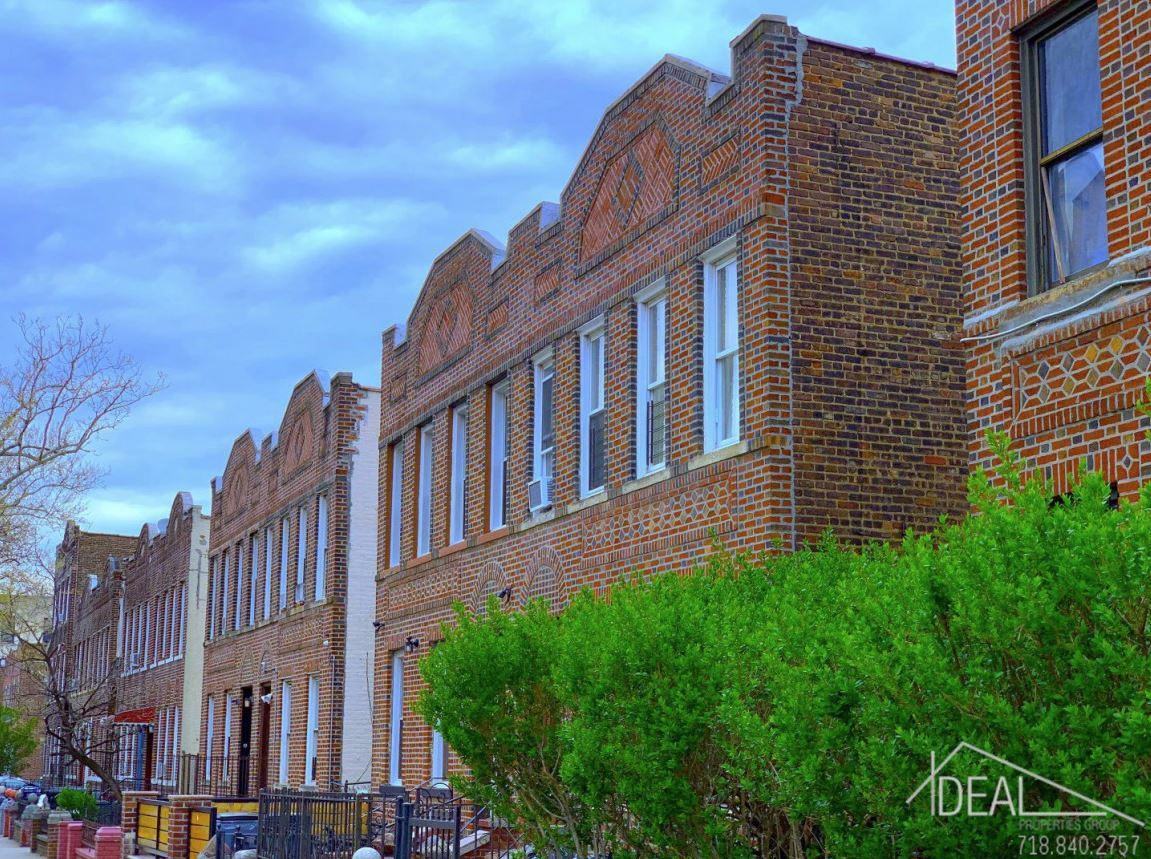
(341, 388, 380, 784)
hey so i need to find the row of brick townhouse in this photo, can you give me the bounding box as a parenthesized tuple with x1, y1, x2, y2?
(42, 1, 1151, 800)
(41, 501, 209, 790)
(371, 15, 969, 788)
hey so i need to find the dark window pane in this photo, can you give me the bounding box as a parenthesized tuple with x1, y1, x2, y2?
(589, 411, 605, 490)
(1047, 140, 1107, 280)
(647, 385, 666, 468)
(540, 375, 554, 447)
(1040, 10, 1102, 154)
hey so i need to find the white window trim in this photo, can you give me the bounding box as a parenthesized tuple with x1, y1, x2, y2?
(388, 651, 404, 786)
(578, 317, 606, 499)
(635, 280, 668, 477)
(488, 381, 509, 531)
(233, 542, 243, 631)
(223, 694, 233, 776)
(295, 506, 307, 603)
(263, 526, 273, 620)
(221, 551, 230, 635)
(431, 729, 446, 785)
(205, 696, 215, 780)
(315, 495, 328, 600)
(249, 534, 258, 625)
(702, 238, 741, 452)
(279, 680, 292, 785)
(417, 423, 434, 556)
(388, 441, 405, 568)
(279, 518, 289, 609)
(531, 350, 555, 512)
(305, 676, 320, 785)
(449, 405, 468, 545)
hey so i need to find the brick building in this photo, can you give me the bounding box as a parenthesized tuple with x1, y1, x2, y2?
(374, 15, 968, 788)
(960, 0, 1151, 489)
(200, 371, 379, 794)
(113, 492, 210, 791)
(46, 524, 136, 784)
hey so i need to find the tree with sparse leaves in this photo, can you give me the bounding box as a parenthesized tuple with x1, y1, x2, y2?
(0, 315, 158, 795)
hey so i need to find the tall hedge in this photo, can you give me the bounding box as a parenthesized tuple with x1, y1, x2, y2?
(419, 434, 1151, 857)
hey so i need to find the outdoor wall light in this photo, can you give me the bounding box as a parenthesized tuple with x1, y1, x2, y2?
(372, 619, 384, 631)
(497, 587, 513, 603)
(404, 636, 420, 653)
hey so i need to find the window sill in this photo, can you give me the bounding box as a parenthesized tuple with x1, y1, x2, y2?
(688, 440, 749, 472)
(476, 526, 509, 546)
(988, 250, 1151, 348)
(567, 489, 607, 514)
(622, 467, 670, 495)
(519, 506, 555, 532)
(439, 540, 467, 558)
(409, 552, 433, 569)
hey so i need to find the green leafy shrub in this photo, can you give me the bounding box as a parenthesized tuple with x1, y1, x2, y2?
(55, 788, 97, 821)
(420, 432, 1151, 857)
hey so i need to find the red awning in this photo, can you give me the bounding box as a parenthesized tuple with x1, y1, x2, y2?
(113, 706, 155, 724)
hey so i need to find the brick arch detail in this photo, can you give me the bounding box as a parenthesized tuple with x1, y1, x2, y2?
(470, 561, 508, 615)
(523, 546, 568, 610)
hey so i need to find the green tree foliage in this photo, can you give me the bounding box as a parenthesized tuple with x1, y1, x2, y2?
(419, 434, 1151, 857)
(0, 705, 37, 777)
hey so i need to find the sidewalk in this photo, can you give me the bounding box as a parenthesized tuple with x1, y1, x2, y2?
(0, 836, 32, 859)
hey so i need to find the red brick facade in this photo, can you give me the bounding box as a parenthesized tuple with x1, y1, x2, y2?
(374, 16, 967, 788)
(200, 371, 380, 791)
(960, 0, 1151, 492)
(47, 525, 136, 783)
(115, 493, 210, 789)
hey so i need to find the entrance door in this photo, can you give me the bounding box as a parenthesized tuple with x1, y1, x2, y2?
(141, 725, 154, 791)
(256, 683, 271, 792)
(238, 687, 253, 796)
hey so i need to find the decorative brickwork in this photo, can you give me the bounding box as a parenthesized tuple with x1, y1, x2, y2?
(375, 15, 966, 788)
(960, 0, 1151, 496)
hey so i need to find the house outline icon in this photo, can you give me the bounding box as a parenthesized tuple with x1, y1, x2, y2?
(905, 741, 1145, 828)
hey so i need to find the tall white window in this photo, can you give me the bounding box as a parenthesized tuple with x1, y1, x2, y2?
(431, 730, 446, 785)
(249, 534, 258, 625)
(530, 352, 555, 511)
(387, 441, 404, 568)
(449, 405, 468, 545)
(221, 550, 231, 634)
(223, 694, 233, 776)
(315, 495, 328, 600)
(579, 320, 606, 497)
(209, 558, 218, 640)
(417, 423, 434, 556)
(488, 382, 509, 530)
(636, 285, 668, 475)
(233, 542, 243, 631)
(172, 707, 180, 768)
(263, 526, 273, 619)
(305, 676, 320, 785)
(205, 696, 215, 779)
(704, 247, 740, 451)
(279, 518, 289, 610)
(296, 506, 307, 603)
(279, 680, 292, 785)
(388, 651, 404, 785)
(179, 584, 186, 655)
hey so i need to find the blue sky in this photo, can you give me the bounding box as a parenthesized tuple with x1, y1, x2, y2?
(0, 0, 957, 536)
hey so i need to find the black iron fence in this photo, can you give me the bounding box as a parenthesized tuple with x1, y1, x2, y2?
(257, 786, 523, 859)
(173, 753, 255, 797)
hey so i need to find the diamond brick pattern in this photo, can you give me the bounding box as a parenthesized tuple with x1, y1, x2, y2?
(700, 135, 739, 188)
(1014, 324, 1151, 430)
(580, 120, 676, 264)
(418, 280, 472, 376)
